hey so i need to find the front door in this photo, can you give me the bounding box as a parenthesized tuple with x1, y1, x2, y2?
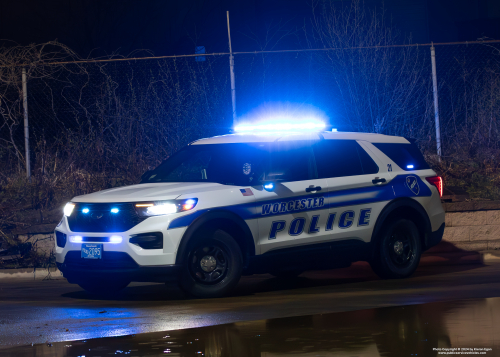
(254, 140, 328, 254)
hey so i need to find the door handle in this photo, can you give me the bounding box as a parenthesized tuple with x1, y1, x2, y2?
(306, 186, 322, 192)
(372, 178, 386, 184)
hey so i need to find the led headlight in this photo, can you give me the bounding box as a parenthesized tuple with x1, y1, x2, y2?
(135, 199, 198, 217)
(64, 203, 75, 217)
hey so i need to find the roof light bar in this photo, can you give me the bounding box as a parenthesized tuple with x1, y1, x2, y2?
(234, 122, 325, 133)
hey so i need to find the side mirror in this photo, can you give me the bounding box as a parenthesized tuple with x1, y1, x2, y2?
(263, 182, 276, 192)
(260, 172, 285, 192)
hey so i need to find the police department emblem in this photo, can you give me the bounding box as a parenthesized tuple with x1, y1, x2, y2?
(243, 163, 251, 175)
(405, 175, 420, 195)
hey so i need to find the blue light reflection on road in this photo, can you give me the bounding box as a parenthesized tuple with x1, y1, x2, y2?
(0, 307, 143, 346)
(0, 302, 228, 348)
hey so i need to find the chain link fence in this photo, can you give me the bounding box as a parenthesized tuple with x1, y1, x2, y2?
(434, 42, 500, 153)
(0, 41, 499, 216)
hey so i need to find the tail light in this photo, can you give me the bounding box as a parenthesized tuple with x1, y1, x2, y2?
(426, 176, 443, 197)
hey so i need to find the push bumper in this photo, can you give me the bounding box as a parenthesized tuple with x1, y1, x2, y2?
(57, 251, 182, 283)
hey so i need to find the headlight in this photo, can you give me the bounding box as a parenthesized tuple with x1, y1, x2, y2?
(64, 203, 75, 217)
(135, 199, 198, 217)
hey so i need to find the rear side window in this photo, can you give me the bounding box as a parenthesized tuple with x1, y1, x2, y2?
(372, 142, 430, 171)
(313, 140, 379, 179)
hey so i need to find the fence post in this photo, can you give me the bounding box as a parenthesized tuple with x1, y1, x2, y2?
(430, 43, 442, 157)
(22, 67, 31, 180)
(226, 11, 237, 126)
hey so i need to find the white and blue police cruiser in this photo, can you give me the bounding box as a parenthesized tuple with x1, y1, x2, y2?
(55, 124, 445, 297)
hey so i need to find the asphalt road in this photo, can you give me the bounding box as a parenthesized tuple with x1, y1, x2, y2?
(1, 261, 500, 349)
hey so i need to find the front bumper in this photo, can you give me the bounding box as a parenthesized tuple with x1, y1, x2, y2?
(55, 211, 190, 283)
(57, 251, 182, 283)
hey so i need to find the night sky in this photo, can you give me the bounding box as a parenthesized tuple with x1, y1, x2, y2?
(0, 0, 499, 58)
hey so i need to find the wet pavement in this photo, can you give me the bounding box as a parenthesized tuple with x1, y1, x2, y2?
(2, 262, 500, 354)
(1, 297, 499, 356)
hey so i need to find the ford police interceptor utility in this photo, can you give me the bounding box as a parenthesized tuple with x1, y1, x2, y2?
(55, 126, 445, 297)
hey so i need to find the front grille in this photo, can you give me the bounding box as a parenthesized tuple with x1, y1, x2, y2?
(67, 202, 147, 233)
(63, 251, 138, 270)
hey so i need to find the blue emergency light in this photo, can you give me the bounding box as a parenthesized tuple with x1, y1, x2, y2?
(264, 182, 275, 192)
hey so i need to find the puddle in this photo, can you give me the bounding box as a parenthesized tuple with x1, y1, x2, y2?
(2, 297, 500, 356)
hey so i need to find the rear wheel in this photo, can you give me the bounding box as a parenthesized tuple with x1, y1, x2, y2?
(77, 279, 130, 295)
(370, 219, 422, 279)
(179, 229, 243, 298)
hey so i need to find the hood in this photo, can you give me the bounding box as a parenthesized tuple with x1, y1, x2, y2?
(71, 182, 227, 203)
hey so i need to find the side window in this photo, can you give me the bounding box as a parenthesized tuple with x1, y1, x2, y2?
(266, 142, 317, 182)
(356, 144, 379, 174)
(313, 140, 365, 179)
(372, 142, 430, 171)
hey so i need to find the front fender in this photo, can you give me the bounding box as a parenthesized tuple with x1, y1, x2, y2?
(173, 210, 255, 267)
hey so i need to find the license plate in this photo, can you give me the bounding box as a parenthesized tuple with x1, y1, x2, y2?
(81, 243, 102, 259)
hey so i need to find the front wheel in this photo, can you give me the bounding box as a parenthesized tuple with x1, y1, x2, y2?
(370, 219, 422, 279)
(179, 229, 243, 298)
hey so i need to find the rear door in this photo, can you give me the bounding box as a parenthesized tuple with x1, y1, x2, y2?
(253, 141, 328, 254)
(311, 140, 393, 244)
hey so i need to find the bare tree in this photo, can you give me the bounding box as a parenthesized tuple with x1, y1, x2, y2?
(0, 41, 229, 203)
(0, 41, 85, 171)
(309, 0, 432, 139)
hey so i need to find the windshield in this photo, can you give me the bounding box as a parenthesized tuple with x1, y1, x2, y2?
(141, 141, 319, 186)
(141, 143, 268, 186)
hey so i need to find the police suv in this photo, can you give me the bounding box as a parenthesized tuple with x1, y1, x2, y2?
(55, 129, 445, 297)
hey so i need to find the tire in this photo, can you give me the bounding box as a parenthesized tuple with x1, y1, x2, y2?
(179, 229, 243, 298)
(269, 268, 304, 279)
(370, 219, 422, 279)
(77, 279, 130, 295)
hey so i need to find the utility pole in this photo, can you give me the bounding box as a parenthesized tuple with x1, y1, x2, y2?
(430, 43, 442, 157)
(226, 11, 237, 126)
(22, 68, 31, 180)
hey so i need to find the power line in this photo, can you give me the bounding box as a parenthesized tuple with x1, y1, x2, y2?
(2, 39, 500, 68)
